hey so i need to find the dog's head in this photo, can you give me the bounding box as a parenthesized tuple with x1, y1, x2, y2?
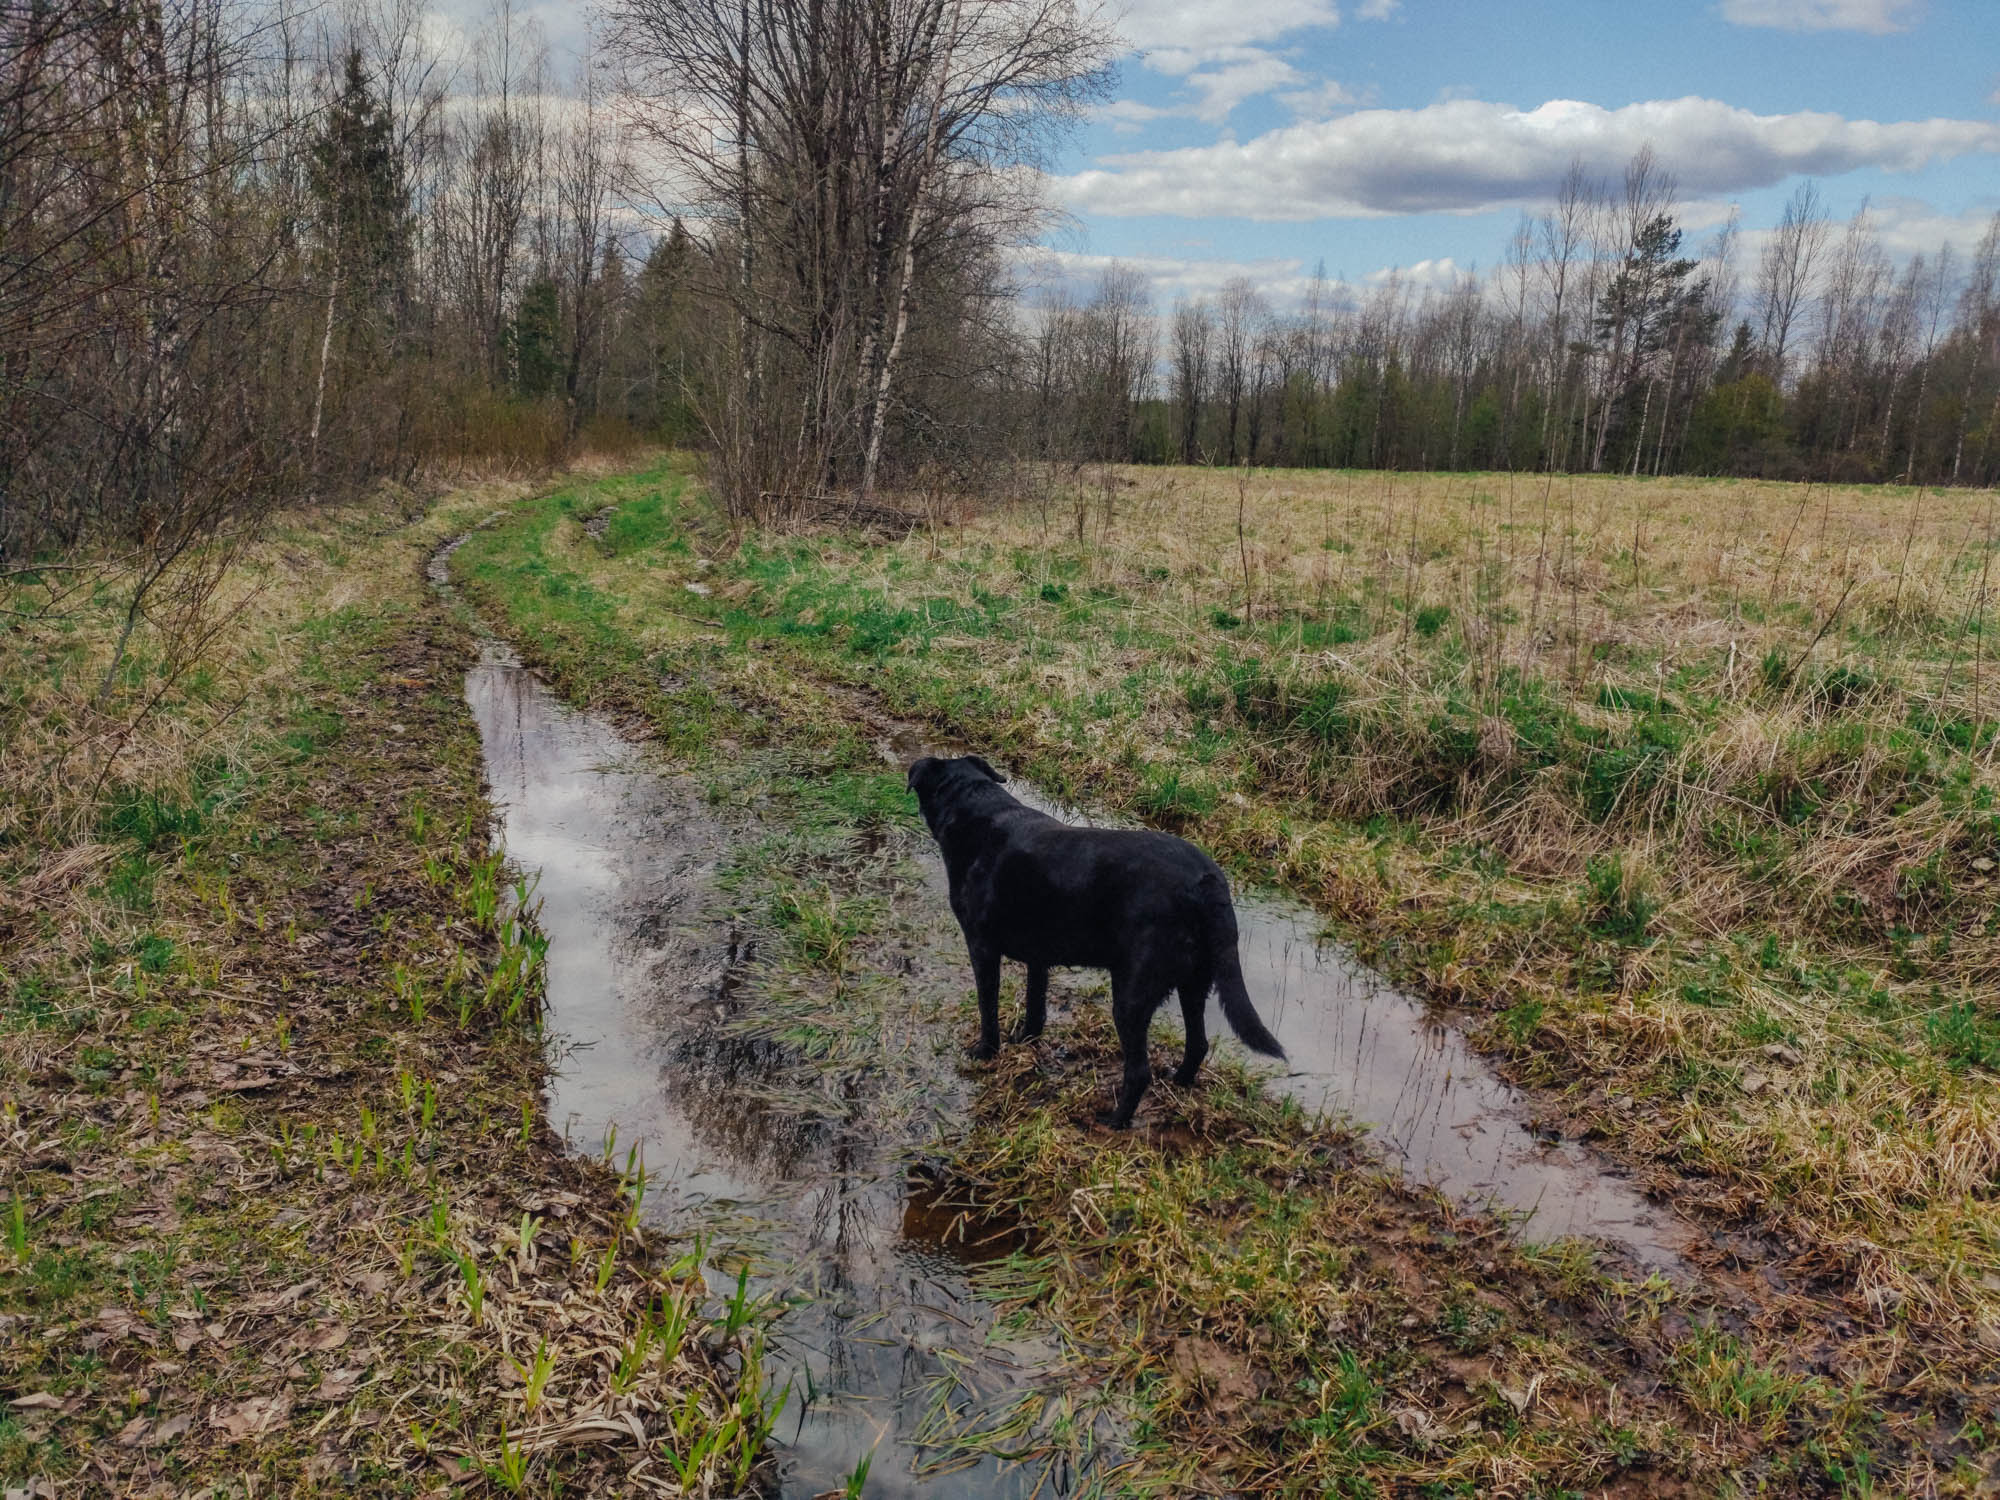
(906, 754, 1006, 814)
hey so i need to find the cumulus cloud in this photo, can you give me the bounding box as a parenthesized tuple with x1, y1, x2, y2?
(1117, 0, 1339, 55)
(1103, 0, 1343, 120)
(1718, 0, 1921, 33)
(1363, 257, 1466, 291)
(1178, 52, 1309, 122)
(1277, 77, 1364, 119)
(1095, 98, 1177, 134)
(1829, 198, 2000, 260)
(1058, 96, 2000, 221)
(1014, 247, 1482, 312)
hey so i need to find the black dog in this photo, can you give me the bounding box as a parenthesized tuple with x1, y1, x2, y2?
(907, 754, 1285, 1128)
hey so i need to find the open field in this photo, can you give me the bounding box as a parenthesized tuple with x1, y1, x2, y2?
(9, 460, 1999, 1495)
(0, 489, 781, 1496)
(442, 459, 2000, 1495)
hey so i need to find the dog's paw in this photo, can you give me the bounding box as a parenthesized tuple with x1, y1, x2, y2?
(1092, 1110, 1134, 1131)
(966, 1040, 999, 1063)
(1170, 1067, 1202, 1088)
(1007, 1023, 1044, 1045)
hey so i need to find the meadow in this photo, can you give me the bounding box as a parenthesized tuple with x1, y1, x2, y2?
(9, 458, 2000, 1496)
(440, 458, 2000, 1495)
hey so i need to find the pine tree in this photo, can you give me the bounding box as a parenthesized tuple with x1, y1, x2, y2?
(310, 48, 410, 320)
(1593, 214, 1707, 471)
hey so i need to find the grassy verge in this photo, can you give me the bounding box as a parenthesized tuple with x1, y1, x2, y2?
(1, 485, 780, 1496)
(449, 461, 2000, 1495)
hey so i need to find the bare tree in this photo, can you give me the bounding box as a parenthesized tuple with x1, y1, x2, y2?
(1535, 157, 1595, 468)
(606, 0, 1113, 516)
(1170, 295, 1213, 465)
(1214, 276, 1266, 464)
(1754, 178, 1829, 384)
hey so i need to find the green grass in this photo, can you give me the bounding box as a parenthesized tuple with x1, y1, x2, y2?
(438, 461, 2000, 1494)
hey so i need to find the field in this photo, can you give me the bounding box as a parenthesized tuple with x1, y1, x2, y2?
(8, 459, 2000, 1496)
(442, 459, 2000, 1494)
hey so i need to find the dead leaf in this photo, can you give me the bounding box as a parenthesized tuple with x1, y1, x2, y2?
(312, 1367, 364, 1402)
(1496, 1373, 1543, 1416)
(8, 1394, 61, 1411)
(95, 1307, 156, 1344)
(298, 1322, 350, 1352)
(1760, 1043, 1803, 1067)
(1392, 1405, 1440, 1447)
(211, 1392, 293, 1442)
(242, 1281, 316, 1315)
(1738, 1069, 1770, 1096)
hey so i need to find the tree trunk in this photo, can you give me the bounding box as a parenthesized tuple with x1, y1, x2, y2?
(310, 221, 342, 490)
(860, 0, 961, 500)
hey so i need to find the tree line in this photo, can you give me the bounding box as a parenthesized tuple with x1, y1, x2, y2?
(1, 0, 1119, 573)
(7, 1, 1995, 598)
(1028, 153, 2000, 487)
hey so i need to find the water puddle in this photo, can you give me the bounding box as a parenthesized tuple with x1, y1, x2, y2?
(461, 640, 1097, 1498)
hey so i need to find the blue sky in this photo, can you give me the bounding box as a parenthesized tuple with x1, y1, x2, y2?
(471, 0, 2000, 307)
(1028, 0, 2000, 304)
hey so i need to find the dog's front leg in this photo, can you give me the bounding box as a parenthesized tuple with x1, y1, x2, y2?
(1010, 964, 1048, 1044)
(968, 947, 1002, 1061)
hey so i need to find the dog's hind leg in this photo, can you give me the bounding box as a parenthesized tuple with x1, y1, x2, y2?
(1103, 973, 1167, 1129)
(1010, 964, 1048, 1043)
(1171, 974, 1210, 1087)
(968, 947, 1002, 1061)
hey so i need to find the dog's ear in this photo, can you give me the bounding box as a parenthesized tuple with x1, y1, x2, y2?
(906, 756, 936, 791)
(964, 754, 1006, 784)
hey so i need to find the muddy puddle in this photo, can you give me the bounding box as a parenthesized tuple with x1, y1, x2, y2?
(462, 641, 1105, 1498)
(860, 714, 1694, 1276)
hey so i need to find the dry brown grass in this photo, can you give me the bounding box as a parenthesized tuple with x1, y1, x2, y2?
(601, 462, 2000, 1352)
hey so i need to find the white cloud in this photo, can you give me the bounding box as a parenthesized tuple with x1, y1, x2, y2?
(1015, 247, 1487, 313)
(1180, 52, 1308, 122)
(1841, 197, 2000, 259)
(1058, 96, 2000, 221)
(1355, 0, 1398, 16)
(1015, 247, 1327, 309)
(1095, 98, 1176, 134)
(1117, 0, 1339, 56)
(1717, 0, 1921, 33)
(1363, 257, 1465, 291)
(1102, 0, 1347, 123)
(1277, 78, 1364, 119)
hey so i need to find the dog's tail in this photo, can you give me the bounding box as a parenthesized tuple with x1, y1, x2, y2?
(1209, 903, 1286, 1060)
